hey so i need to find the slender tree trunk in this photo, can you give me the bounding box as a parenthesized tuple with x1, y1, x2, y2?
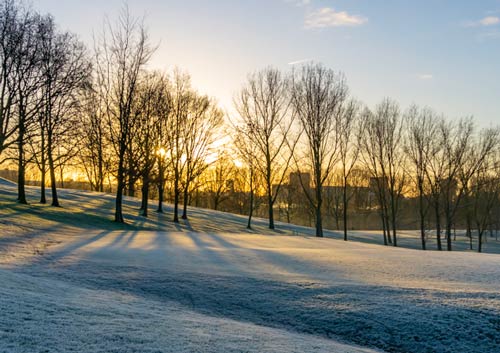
(385, 209, 392, 244)
(247, 185, 254, 230)
(268, 191, 274, 230)
(266, 165, 274, 229)
(381, 212, 388, 245)
(114, 145, 125, 223)
(173, 172, 179, 223)
(127, 175, 135, 197)
(478, 228, 483, 253)
(182, 182, 189, 220)
(446, 212, 453, 251)
(213, 195, 219, 211)
(47, 138, 60, 207)
(435, 201, 442, 251)
(157, 161, 164, 213)
(466, 214, 472, 250)
(157, 183, 164, 213)
(47, 150, 61, 207)
(40, 130, 47, 203)
(40, 165, 46, 204)
(17, 119, 27, 204)
(343, 179, 348, 241)
(391, 194, 397, 247)
(315, 178, 323, 237)
(98, 144, 104, 192)
(141, 175, 149, 217)
(418, 191, 426, 250)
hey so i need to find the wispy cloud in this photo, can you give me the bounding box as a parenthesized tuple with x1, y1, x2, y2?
(464, 16, 500, 27)
(305, 8, 367, 29)
(478, 30, 500, 40)
(288, 58, 313, 65)
(285, 0, 311, 7)
(417, 73, 433, 80)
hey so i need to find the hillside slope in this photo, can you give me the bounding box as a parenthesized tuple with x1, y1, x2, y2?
(0, 184, 499, 352)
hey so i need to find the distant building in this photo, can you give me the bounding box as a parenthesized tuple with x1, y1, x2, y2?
(289, 172, 311, 190)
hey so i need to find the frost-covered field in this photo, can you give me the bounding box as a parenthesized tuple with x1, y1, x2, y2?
(0, 181, 499, 352)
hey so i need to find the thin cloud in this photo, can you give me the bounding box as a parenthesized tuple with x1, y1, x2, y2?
(285, 0, 311, 7)
(478, 30, 500, 40)
(288, 58, 313, 65)
(305, 8, 367, 29)
(417, 74, 433, 80)
(464, 16, 500, 27)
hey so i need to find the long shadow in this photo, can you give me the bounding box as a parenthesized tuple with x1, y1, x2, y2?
(24, 230, 115, 266)
(182, 231, 235, 270)
(21, 261, 500, 353)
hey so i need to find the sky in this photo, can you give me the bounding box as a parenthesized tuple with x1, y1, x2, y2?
(32, 0, 500, 127)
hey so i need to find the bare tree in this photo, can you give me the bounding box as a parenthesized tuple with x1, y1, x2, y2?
(154, 74, 172, 213)
(95, 6, 154, 223)
(36, 15, 89, 206)
(79, 82, 110, 192)
(0, 0, 20, 159)
(337, 100, 362, 241)
(207, 151, 236, 212)
(461, 128, 499, 252)
(470, 156, 500, 253)
(234, 67, 296, 230)
(165, 69, 190, 223)
(442, 120, 472, 251)
(291, 63, 348, 237)
(405, 106, 438, 250)
(181, 94, 223, 220)
(233, 127, 260, 229)
(360, 99, 406, 246)
(132, 72, 166, 217)
(12, 7, 44, 204)
(424, 116, 449, 251)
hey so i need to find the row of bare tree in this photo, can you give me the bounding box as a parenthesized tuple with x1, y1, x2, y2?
(0, 0, 89, 206)
(1, 2, 499, 252)
(233, 65, 500, 252)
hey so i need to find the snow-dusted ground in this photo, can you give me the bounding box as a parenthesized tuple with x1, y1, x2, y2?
(1, 182, 500, 352)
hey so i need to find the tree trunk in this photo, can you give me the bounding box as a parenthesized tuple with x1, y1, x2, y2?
(478, 228, 483, 253)
(127, 176, 135, 197)
(157, 183, 164, 213)
(466, 216, 472, 250)
(390, 190, 397, 247)
(380, 211, 388, 245)
(40, 164, 46, 204)
(182, 183, 189, 220)
(315, 182, 323, 237)
(141, 175, 149, 217)
(173, 184, 179, 222)
(343, 179, 348, 241)
(48, 149, 59, 207)
(47, 132, 60, 207)
(418, 191, 426, 250)
(98, 142, 104, 192)
(40, 131, 47, 204)
(268, 191, 274, 230)
(114, 146, 125, 223)
(434, 200, 442, 251)
(247, 188, 254, 230)
(446, 220, 453, 251)
(17, 121, 27, 204)
(385, 209, 392, 245)
(214, 195, 219, 211)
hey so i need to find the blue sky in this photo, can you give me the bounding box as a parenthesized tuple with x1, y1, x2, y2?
(33, 0, 500, 126)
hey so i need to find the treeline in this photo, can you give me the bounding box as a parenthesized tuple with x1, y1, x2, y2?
(1, 1, 499, 252)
